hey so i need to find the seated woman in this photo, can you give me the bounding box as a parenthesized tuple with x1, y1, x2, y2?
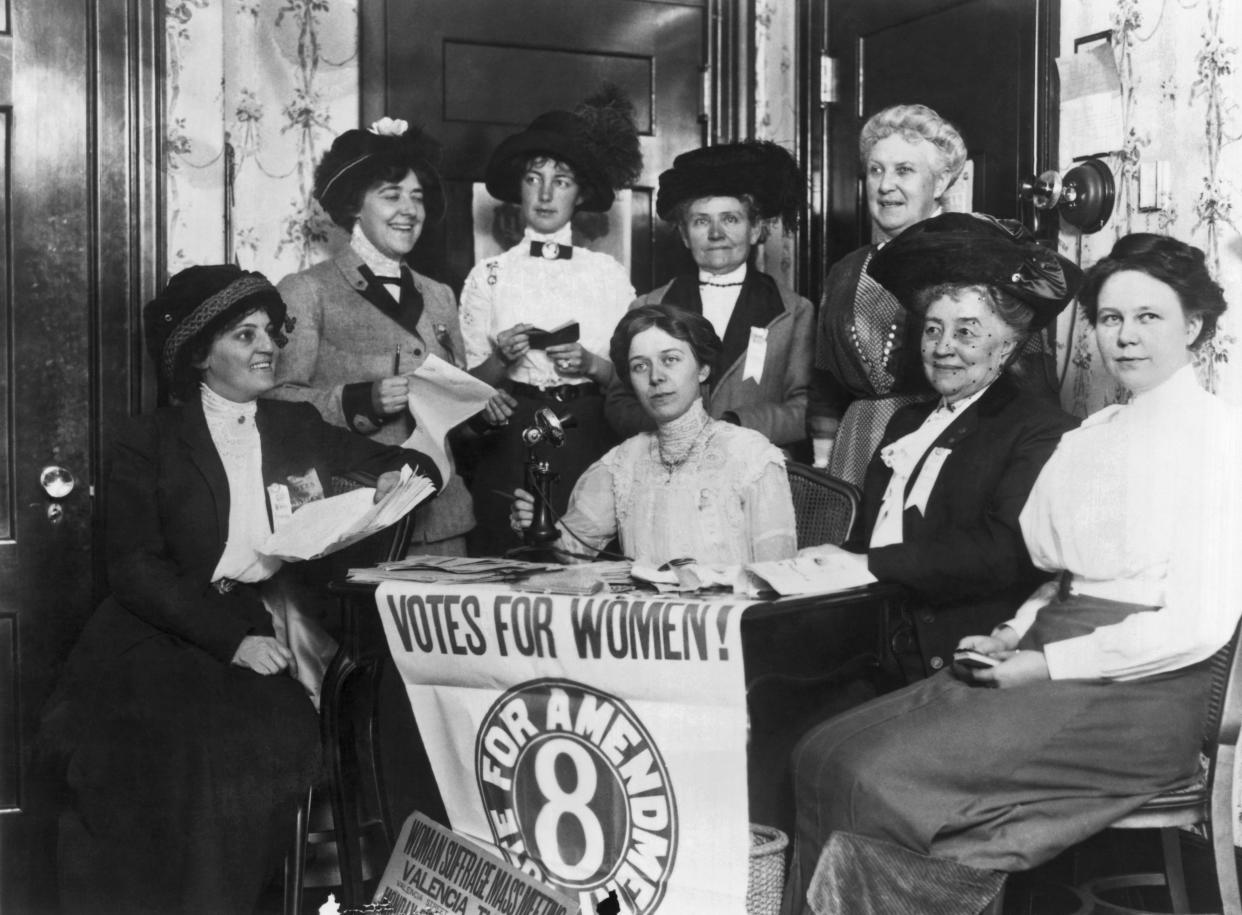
(784, 234, 1242, 915)
(512, 304, 796, 566)
(42, 266, 442, 915)
(604, 141, 813, 450)
(842, 212, 1082, 680)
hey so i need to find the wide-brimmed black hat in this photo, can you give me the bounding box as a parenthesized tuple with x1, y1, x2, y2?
(484, 85, 643, 213)
(867, 212, 1083, 329)
(144, 265, 292, 394)
(314, 118, 445, 227)
(655, 141, 802, 232)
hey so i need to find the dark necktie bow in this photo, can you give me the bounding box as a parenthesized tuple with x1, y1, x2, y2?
(375, 275, 402, 286)
(529, 241, 573, 260)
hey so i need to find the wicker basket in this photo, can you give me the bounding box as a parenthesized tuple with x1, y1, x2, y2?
(746, 823, 789, 915)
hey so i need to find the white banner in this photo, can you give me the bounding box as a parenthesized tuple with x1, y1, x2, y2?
(376, 583, 756, 915)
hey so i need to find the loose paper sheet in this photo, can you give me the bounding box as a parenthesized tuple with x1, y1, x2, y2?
(402, 354, 497, 482)
(748, 546, 878, 596)
(259, 465, 434, 561)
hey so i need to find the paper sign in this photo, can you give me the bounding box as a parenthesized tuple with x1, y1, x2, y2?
(376, 583, 754, 914)
(372, 811, 579, 915)
(403, 354, 498, 483)
(743, 326, 768, 382)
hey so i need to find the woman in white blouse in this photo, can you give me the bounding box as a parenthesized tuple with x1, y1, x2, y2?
(783, 234, 1242, 915)
(510, 304, 797, 567)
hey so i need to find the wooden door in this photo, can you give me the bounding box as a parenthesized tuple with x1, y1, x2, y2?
(367, 0, 708, 295)
(819, 0, 1058, 276)
(0, 2, 158, 910)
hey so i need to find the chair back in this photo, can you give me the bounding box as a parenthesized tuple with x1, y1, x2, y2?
(1205, 621, 1242, 757)
(785, 461, 861, 549)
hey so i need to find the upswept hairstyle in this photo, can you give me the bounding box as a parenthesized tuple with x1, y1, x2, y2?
(859, 103, 967, 193)
(1077, 233, 1227, 349)
(608, 304, 722, 393)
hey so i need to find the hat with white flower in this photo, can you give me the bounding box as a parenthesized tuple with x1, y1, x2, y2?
(314, 118, 445, 227)
(484, 84, 643, 213)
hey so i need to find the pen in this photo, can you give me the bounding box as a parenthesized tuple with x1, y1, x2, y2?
(393, 343, 401, 375)
(490, 488, 518, 502)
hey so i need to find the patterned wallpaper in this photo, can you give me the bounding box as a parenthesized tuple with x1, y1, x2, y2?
(1056, 0, 1242, 413)
(753, 0, 798, 288)
(164, 0, 358, 283)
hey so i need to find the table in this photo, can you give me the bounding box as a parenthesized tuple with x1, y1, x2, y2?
(321, 578, 907, 906)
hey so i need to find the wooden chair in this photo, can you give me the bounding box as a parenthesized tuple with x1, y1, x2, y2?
(1078, 625, 1242, 915)
(785, 461, 861, 549)
(283, 472, 416, 915)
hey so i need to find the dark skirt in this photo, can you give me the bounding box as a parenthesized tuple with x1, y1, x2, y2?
(45, 599, 322, 915)
(783, 594, 1213, 915)
(466, 386, 616, 557)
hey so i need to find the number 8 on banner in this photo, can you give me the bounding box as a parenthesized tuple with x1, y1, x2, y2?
(476, 679, 679, 914)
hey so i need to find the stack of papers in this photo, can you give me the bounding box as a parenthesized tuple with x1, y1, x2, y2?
(347, 554, 563, 584)
(261, 466, 434, 561)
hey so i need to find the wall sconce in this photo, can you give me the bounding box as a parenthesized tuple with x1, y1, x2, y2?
(1019, 157, 1116, 234)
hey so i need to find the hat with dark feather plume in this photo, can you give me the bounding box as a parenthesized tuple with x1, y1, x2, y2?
(484, 84, 643, 212)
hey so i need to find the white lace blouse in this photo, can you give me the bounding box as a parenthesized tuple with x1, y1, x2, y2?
(551, 403, 797, 566)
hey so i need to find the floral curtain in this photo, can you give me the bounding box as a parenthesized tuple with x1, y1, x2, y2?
(164, 0, 358, 283)
(754, 0, 798, 288)
(1056, 0, 1241, 413)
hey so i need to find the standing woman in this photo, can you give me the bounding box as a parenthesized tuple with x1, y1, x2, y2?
(269, 117, 484, 555)
(460, 88, 642, 556)
(43, 267, 440, 915)
(605, 141, 813, 449)
(807, 104, 966, 485)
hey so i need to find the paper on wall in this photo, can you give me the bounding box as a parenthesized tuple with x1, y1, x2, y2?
(402, 354, 497, 482)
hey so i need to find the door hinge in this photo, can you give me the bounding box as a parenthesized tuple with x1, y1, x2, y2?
(819, 54, 840, 106)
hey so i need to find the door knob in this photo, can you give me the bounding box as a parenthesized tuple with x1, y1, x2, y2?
(39, 465, 76, 499)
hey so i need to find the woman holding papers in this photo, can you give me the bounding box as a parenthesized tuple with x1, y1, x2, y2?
(510, 304, 796, 566)
(269, 117, 496, 555)
(784, 235, 1242, 915)
(42, 266, 439, 915)
(460, 88, 642, 555)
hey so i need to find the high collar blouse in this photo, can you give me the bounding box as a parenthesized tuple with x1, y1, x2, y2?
(1012, 365, 1242, 680)
(459, 224, 635, 388)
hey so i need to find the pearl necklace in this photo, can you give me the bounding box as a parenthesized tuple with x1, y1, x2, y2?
(850, 320, 900, 372)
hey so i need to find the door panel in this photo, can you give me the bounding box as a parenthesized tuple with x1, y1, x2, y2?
(823, 0, 1056, 264)
(371, 0, 706, 294)
(0, 0, 158, 910)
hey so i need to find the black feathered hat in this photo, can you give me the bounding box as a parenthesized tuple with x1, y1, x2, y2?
(314, 118, 445, 227)
(867, 212, 1083, 329)
(144, 265, 292, 398)
(656, 141, 802, 232)
(484, 85, 643, 213)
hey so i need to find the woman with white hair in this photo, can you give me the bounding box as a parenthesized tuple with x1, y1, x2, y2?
(807, 103, 969, 486)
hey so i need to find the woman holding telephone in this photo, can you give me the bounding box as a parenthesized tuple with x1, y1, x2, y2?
(460, 90, 642, 555)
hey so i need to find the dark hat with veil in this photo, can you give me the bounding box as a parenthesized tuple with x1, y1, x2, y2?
(484, 85, 643, 212)
(867, 212, 1083, 329)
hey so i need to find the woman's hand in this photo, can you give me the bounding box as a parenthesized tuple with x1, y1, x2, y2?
(371, 375, 411, 416)
(481, 390, 518, 426)
(495, 324, 534, 365)
(231, 635, 294, 675)
(547, 342, 597, 379)
(971, 650, 1050, 688)
(510, 487, 535, 533)
(373, 469, 403, 503)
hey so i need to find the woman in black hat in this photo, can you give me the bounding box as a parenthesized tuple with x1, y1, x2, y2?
(269, 117, 492, 556)
(42, 266, 440, 915)
(604, 141, 814, 450)
(460, 88, 642, 556)
(784, 231, 1242, 915)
